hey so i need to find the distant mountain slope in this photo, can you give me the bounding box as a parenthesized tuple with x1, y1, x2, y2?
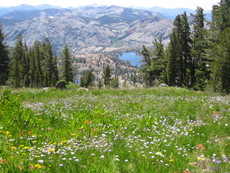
(135, 6, 212, 21)
(0, 4, 62, 16)
(0, 5, 173, 54)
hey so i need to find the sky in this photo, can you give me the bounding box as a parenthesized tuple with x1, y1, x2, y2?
(0, 0, 220, 10)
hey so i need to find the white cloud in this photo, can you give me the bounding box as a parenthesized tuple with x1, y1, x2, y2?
(0, 0, 220, 10)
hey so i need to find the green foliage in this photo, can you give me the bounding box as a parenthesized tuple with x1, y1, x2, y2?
(0, 23, 9, 85)
(166, 13, 192, 87)
(80, 71, 95, 88)
(102, 64, 111, 86)
(145, 2, 230, 94)
(42, 38, 59, 87)
(8, 37, 59, 88)
(0, 87, 229, 172)
(209, 0, 230, 93)
(140, 45, 154, 87)
(9, 35, 25, 87)
(191, 7, 209, 90)
(166, 32, 178, 86)
(110, 77, 119, 88)
(0, 90, 34, 131)
(194, 70, 206, 91)
(62, 45, 73, 83)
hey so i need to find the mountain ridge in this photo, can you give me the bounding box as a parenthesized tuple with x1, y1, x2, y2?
(0, 5, 173, 54)
(0, 4, 211, 19)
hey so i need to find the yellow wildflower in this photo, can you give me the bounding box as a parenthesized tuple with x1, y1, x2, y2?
(61, 140, 67, 144)
(49, 149, 55, 153)
(197, 157, 203, 161)
(5, 131, 10, 135)
(34, 164, 43, 169)
(10, 146, 17, 150)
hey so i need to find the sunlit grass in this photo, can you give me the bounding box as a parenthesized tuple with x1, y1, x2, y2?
(0, 87, 229, 172)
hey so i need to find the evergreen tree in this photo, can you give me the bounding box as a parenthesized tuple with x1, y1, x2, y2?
(181, 12, 192, 87)
(174, 15, 184, 87)
(110, 77, 119, 88)
(32, 41, 43, 87)
(10, 35, 25, 87)
(28, 48, 36, 88)
(140, 37, 166, 87)
(209, 0, 230, 93)
(23, 44, 30, 87)
(151, 37, 166, 83)
(0, 23, 9, 85)
(62, 45, 73, 82)
(42, 38, 58, 86)
(103, 64, 111, 86)
(192, 7, 208, 90)
(80, 70, 95, 88)
(140, 45, 154, 87)
(166, 32, 178, 86)
(166, 15, 183, 86)
(52, 55, 59, 86)
(166, 13, 192, 87)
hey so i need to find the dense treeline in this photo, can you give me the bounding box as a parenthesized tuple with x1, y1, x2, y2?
(9, 36, 58, 88)
(141, 0, 230, 93)
(0, 24, 9, 85)
(0, 32, 74, 88)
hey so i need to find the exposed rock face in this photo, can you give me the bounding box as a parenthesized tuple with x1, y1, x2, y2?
(70, 53, 139, 84)
(0, 5, 173, 54)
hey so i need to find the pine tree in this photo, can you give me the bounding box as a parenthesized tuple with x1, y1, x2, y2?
(181, 12, 192, 87)
(10, 35, 25, 87)
(0, 23, 9, 85)
(140, 45, 154, 87)
(174, 15, 184, 87)
(23, 44, 30, 87)
(140, 37, 166, 86)
(166, 13, 192, 87)
(152, 37, 166, 83)
(209, 0, 230, 93)
(102, 64, 111, 86)
(166, 32, 178, 86)
(80, 70, 95, 88)
(192, 7, 208, 90)
(42, 38, 58, 86)
(52, 55, 59, 86)
(62, 44, 73, 82)
(28, 48, 36, 87)
(33, 41, 43, 87)
(166, 15, 183, 86)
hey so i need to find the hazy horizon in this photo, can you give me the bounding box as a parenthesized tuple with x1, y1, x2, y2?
(0, 0, 220, 10)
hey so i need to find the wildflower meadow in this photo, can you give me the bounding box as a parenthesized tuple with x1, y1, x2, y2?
(0, 87, 229, 172)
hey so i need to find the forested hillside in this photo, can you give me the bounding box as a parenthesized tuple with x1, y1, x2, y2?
(140, 0, 230, 93)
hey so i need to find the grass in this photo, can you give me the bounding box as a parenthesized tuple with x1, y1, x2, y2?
(0, 87, 229, 172)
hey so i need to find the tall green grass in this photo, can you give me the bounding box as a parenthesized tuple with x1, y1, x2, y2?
(0, 87, 229, 172)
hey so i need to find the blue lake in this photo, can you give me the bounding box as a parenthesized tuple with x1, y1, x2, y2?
(119, 52, 142, 67)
